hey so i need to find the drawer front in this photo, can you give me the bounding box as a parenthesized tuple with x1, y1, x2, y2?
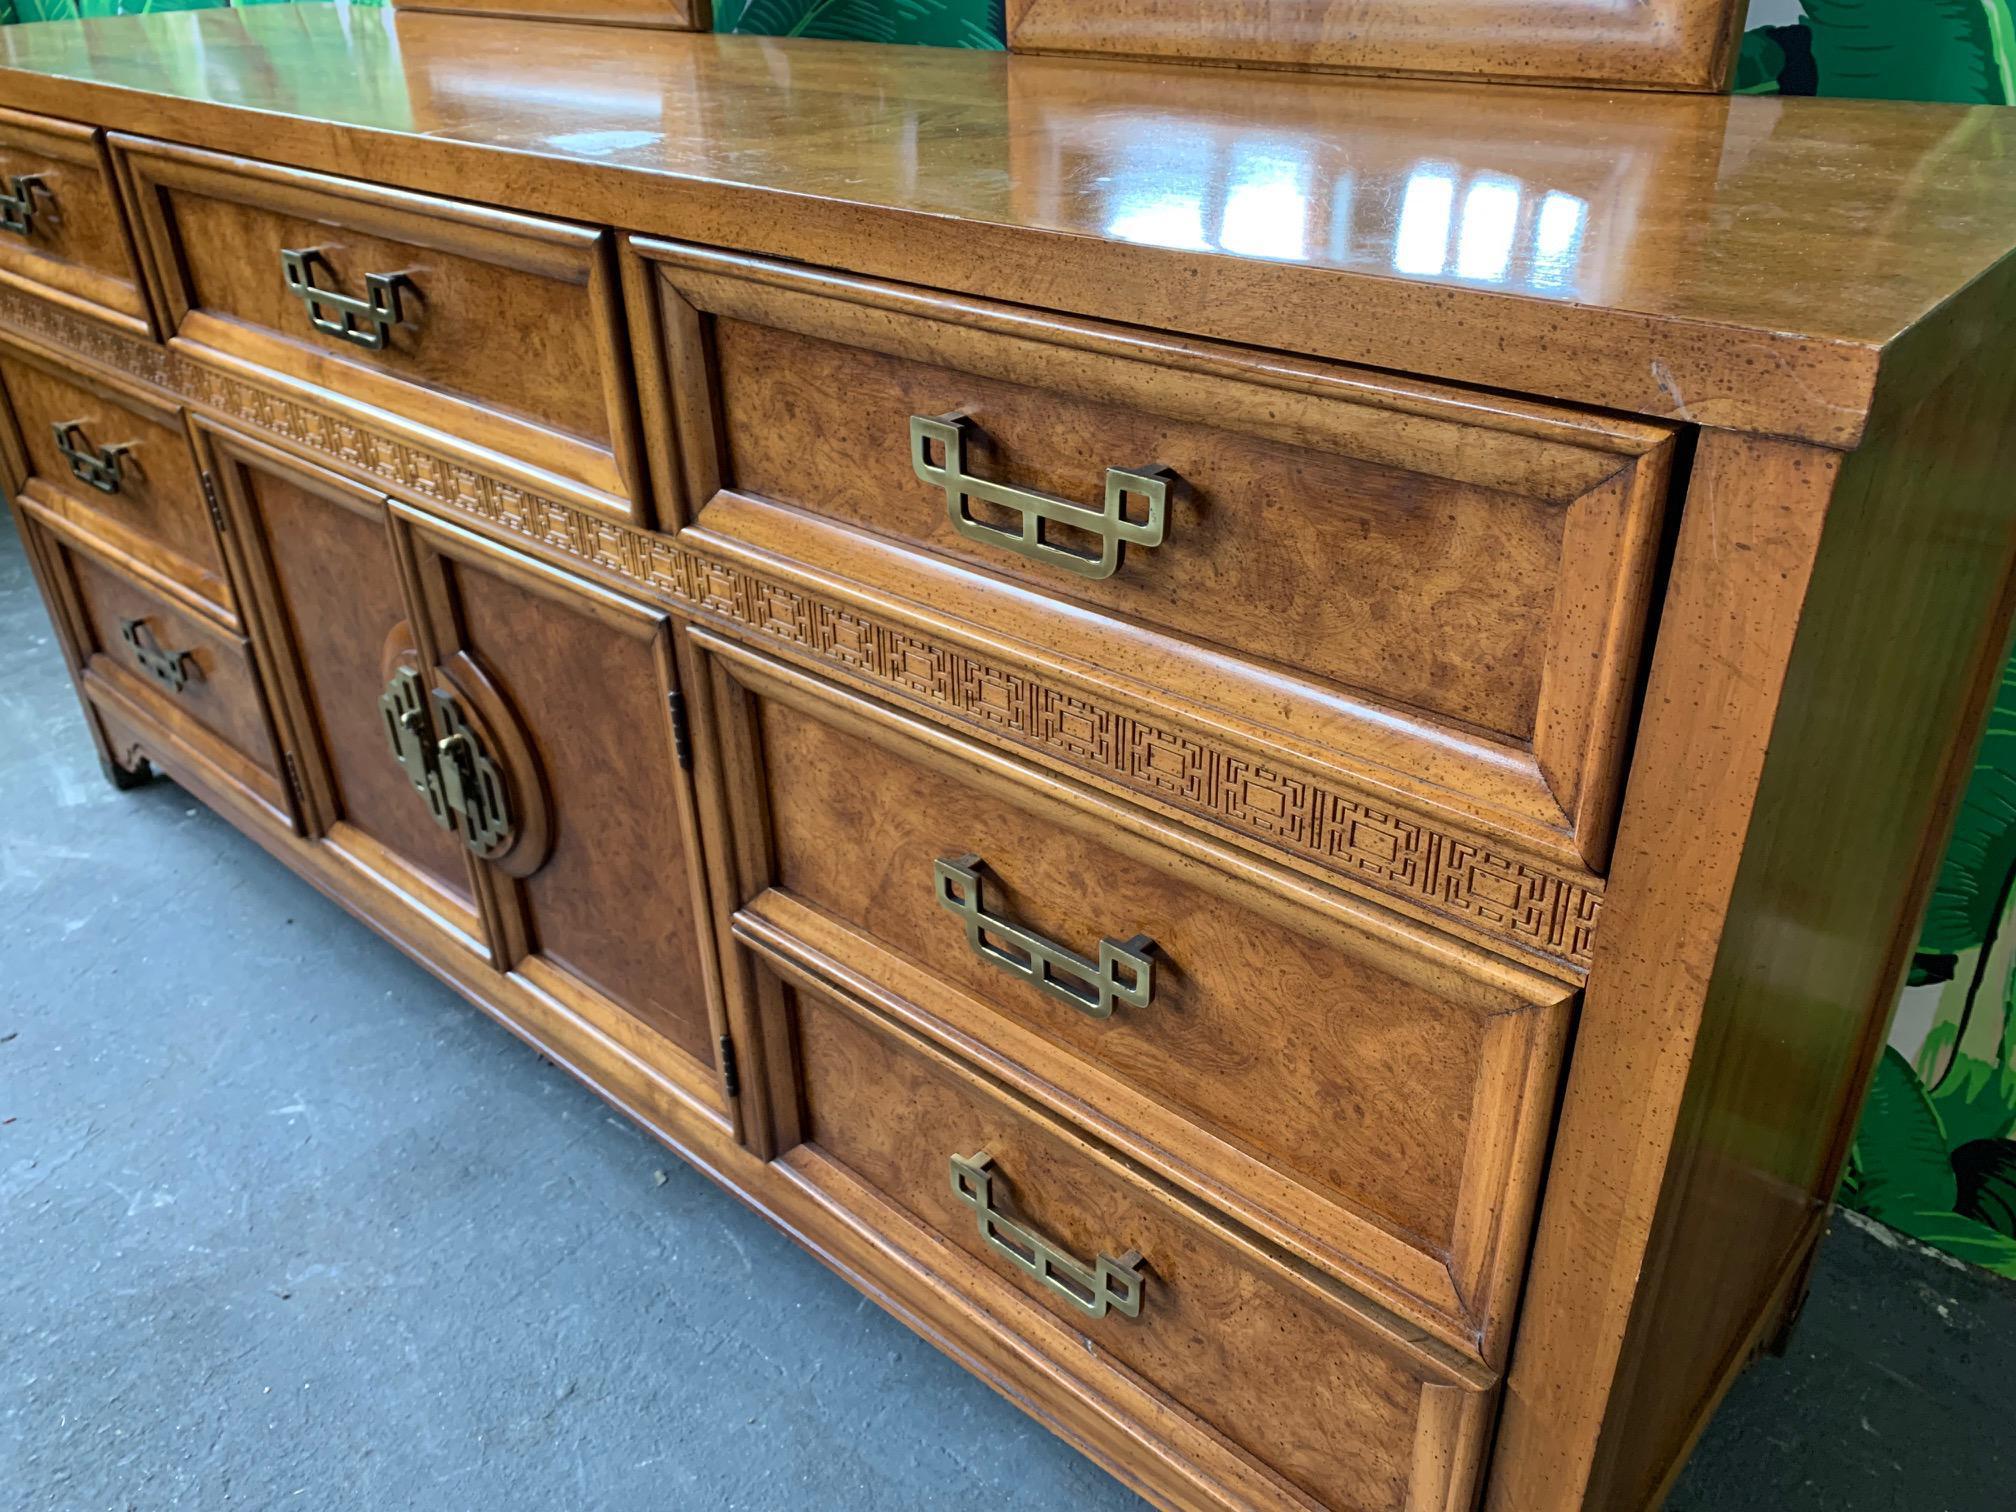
(0, 108, 153, 337)
(698, 632, 1573, 1355)
(0, 341, 231, 621)
(778, 968, 1496, 1512)
(115, 137, 644, 519)
(637, 240, 1673, 866)
(28, 503, 290, 822)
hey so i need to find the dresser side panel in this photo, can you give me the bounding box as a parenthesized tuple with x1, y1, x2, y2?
(1494, 334, 2016, 1509)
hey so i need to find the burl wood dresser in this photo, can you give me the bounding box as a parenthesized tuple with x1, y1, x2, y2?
(2, 3, 2014, 1508)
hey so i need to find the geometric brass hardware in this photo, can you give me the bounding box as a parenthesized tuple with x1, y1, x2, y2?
(432, 689, 512, 860)
(380, 665, 454, 830)
(119, 617, 193, 693)
(949, 1151, 1146, 1321)
(50, 419, 133, 494)
(0, 173, 46, 237)
(933, 854, 1155, 1020)
(280, 246, 413, 351)
(909, 411, 1173, 581)
(377, 666, 513, 856)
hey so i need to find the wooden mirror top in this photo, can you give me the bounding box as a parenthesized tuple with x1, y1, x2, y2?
(389, 0, 707, 27)
(1003, 0, 1748, 91)
(1, 6, 2012, 447)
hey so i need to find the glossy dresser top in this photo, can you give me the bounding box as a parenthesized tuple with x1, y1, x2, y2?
(2, 5, 2014, 444)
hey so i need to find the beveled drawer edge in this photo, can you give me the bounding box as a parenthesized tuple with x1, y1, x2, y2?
(706, 622, 1576, 1361)
(0, 330, 238, 629)
(755, 928, 1499, 1393)
(0, 279, 1605, 977)
(18, 477, 236, 636)
(736, 898, 1478, 1354)
(679, 533, 1603, 978)
(0, 106, 160, 340)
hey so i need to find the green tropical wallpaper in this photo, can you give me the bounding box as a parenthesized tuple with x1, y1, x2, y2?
(1, 0, 2011, 1274)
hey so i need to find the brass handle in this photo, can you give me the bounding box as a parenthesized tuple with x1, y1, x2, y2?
(281, 246, 413, 351)
(933, 855, 1154, 1020)
(378, 666, 514, 857)
(119, 618, 193, 693)
(0, 173, 46, 237)
(910, 412, 1172, 580)
(950, 1151, 1145, 1321)
(51, 419, 133, 495)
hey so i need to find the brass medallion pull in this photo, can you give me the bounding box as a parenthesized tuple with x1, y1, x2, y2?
(280, 246, 413, 351)
(51, 419, 133, 494)
(950, 1152, 1145, 1321)
(0, 173, 45, 237)
(378, 667, 514, 855)
(934, 855, 1154, 1020)
(910, 412, 1172, 580)
(119, 618, 193, 693)
(433, 698, 513, 860)
(380, 666, 454, 830)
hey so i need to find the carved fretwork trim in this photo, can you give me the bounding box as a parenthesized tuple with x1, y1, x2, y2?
(0, 289, 1602, 970)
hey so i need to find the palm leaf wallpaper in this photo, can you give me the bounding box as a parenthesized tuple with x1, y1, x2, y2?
(0, 0, 2011, 1275)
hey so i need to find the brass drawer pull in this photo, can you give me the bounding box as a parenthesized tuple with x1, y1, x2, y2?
(951, 1151, 1145, 1321)
(378, 667, 513, 856)
(51, 419, 133, 495)
(280, 246, 413, 351)
(0, 173, 46, 237)
(910, 412, 1172, 580)
(934, 854, 1154, 1020)
(119, 618, 193, 693)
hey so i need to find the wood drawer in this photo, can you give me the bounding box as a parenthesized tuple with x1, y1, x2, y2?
(113, 137, 646, 521)
(23, 498, 291, 826)
(0, 338, 231, 622)
(0, 107, 154, 337)
(696, 632, 1573, 1359)
(635, 240, 1674, 870)
(766, 963, 1498, 1512)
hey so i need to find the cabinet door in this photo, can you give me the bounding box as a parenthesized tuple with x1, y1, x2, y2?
(388, 500, 731, 1116)
(193, 419, 483, 947)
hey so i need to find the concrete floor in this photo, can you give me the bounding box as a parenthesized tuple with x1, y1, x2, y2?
(2, 520, 2012, 1512)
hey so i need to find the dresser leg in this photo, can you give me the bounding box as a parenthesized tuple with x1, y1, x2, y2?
(99, 750, 153, 791)
(1763, 1221, 1825, 1359)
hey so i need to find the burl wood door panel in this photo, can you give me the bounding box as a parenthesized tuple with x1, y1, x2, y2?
(772, 968, 1498, 1512)
(0, 340, 230, 622)
(0, 106, 154, 337)
(21, 499, 289, 826)
(632, 239, 1673, 869)
(114, 137, 646, 520)
(193, 420, 482, 939)
(692, 630, 1572, 1361)
(389, 501, 729, 1112)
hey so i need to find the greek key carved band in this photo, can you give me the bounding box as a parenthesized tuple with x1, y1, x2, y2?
(0, 290, 1602, 970)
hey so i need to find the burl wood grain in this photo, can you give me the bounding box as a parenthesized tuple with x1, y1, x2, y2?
(0, 106, 154, 338)
(392, 504, 727, 1086)
(21, 496, 288, 822)
(0, 340, 230, 622)
(113, 137, 646, 520)
(790, 973, 1495, 1512)
(722, 637, 1572, 1359)
(643, 242, 1673, 869)
(197, 425, 480, 920)
(1002, 0, 1747, 91)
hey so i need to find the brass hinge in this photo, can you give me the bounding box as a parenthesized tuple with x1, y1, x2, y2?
(282, 750, 306, 811)
(200, 470, 226, 534)
(718, 1034, 739, 1100)
(668, 689, 692, 771)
